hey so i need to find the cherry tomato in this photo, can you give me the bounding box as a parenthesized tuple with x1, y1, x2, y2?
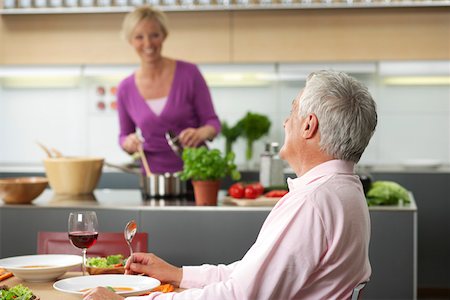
(228, 183, 245, 199)
(244, 186, 258, 199)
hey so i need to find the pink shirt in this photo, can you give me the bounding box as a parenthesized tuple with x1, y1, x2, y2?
(128, 160, 371, 300)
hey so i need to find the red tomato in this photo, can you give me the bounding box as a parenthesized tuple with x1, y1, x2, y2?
(264, 190, 289, 198)
(249, 182, 264, 196)
(228, 183, 245, 199)
(244, 186, 258, 199)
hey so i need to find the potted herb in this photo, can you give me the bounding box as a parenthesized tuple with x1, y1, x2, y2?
(180, 147, 240, 206)
(221, 120, 243, 155)
(237, 112, 271, 161)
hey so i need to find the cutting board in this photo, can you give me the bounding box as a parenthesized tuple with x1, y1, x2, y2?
(222, 196, 281, 207)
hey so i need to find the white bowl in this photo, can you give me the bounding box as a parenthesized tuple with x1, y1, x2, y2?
(0, 254, 82, 282)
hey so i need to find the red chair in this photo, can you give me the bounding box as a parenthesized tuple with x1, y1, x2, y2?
(37, 231, 148, 257)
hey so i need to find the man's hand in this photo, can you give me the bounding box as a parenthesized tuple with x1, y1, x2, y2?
(125, 252, 183, 287)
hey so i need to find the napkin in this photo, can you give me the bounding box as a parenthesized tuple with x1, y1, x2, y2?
(0, 268, 13, 282)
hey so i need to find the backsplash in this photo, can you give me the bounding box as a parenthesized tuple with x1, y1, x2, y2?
(0, 61, 449, 170)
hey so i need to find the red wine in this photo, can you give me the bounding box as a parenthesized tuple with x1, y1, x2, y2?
(69, 231, 98, 249)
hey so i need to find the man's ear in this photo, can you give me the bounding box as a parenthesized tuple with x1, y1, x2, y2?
(302, 114, 319, 139)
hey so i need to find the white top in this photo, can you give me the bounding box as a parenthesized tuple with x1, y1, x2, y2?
(127, 160, 372, 300)
(146, 97, 168, 116)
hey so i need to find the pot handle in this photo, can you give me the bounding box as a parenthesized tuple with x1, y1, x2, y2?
(105, 162, 141, 175)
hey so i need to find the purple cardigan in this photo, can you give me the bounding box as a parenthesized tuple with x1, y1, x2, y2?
(117, 60, 221, 174)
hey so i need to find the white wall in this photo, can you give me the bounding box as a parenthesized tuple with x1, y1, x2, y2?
(0, 61, 449, 169)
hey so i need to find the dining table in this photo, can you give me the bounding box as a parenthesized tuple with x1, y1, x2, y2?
(1, 271, 180, 299)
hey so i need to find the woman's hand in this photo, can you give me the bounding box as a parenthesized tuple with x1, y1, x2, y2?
(125, 253, 183, 287)
(83, 287, 124, 300)
(122, 133, 141, 154)
(179, 125, 216, 148)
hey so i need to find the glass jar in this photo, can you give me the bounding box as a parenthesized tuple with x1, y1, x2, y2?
(3, 0, 17, 8)
(80, 0, 94, 5)
(49, 0, 63, 7)
(34, 0, 47, 7)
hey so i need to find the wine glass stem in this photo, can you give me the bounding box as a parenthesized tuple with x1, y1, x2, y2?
(82, 248, 87, 276)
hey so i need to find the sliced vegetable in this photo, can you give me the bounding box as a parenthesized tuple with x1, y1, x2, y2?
(264, 190, 288, 198)
(106, 286, 116, 292)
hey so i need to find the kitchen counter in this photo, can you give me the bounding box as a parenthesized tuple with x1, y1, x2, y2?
(0, 188, 416, 212)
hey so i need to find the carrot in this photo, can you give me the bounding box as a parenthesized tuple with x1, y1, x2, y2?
(151, 284, 175, 293)
(0, 272, 13, 282)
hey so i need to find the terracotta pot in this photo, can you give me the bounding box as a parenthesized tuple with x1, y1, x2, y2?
(192, 180, 220, 206)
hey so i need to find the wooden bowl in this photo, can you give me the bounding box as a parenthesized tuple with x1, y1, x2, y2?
(44, 157, 104, 195)
(85, 265, 125, 275)
(0, 177, 48, 204)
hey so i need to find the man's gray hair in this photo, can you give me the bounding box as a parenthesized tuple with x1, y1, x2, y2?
(299, 70, 377, 163)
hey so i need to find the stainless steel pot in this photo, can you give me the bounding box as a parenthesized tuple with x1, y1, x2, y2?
(140, 172, 186, 198)
(105, 162, 186, 198)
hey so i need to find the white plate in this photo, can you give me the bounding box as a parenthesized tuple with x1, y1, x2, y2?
(53, 274, 161, 296)
(0, 254, 82, 282)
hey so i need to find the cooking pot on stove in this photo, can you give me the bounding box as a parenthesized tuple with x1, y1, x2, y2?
(105, 162, 186, 199)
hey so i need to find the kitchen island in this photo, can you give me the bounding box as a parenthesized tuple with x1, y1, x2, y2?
(0, 189, 417, 300)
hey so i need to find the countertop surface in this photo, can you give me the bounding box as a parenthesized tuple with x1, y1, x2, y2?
(0, 189, 417, 212)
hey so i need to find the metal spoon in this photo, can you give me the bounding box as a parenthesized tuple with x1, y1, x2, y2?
(124, 220, 137, 258)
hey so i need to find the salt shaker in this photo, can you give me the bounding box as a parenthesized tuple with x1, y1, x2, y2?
(269, 142, 285, 186)
(259, 142, 273, 187)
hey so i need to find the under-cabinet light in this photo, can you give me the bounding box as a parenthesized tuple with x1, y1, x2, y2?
(383, 76, 450, 86)
(204, 72, 274, 87)
(1, 76, 81, 88)
(0, 66, 82, 88)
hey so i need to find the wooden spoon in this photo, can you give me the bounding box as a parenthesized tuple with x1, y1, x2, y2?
(36, 141, 52, 158)
(138, 144, 152, 177)
(51, 148, 63, 158)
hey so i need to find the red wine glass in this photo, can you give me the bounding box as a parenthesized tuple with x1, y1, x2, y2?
(68, 211, 98, 275)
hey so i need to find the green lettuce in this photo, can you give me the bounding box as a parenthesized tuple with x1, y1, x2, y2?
(86, 254, 124, 268)
(0, 284, 34, 300)
(366, 181, 411, 206)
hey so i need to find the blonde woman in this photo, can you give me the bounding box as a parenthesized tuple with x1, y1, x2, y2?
(118, 6, 220, 174)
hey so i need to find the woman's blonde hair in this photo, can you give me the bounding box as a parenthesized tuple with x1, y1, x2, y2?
(121, 5, 169, 42)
